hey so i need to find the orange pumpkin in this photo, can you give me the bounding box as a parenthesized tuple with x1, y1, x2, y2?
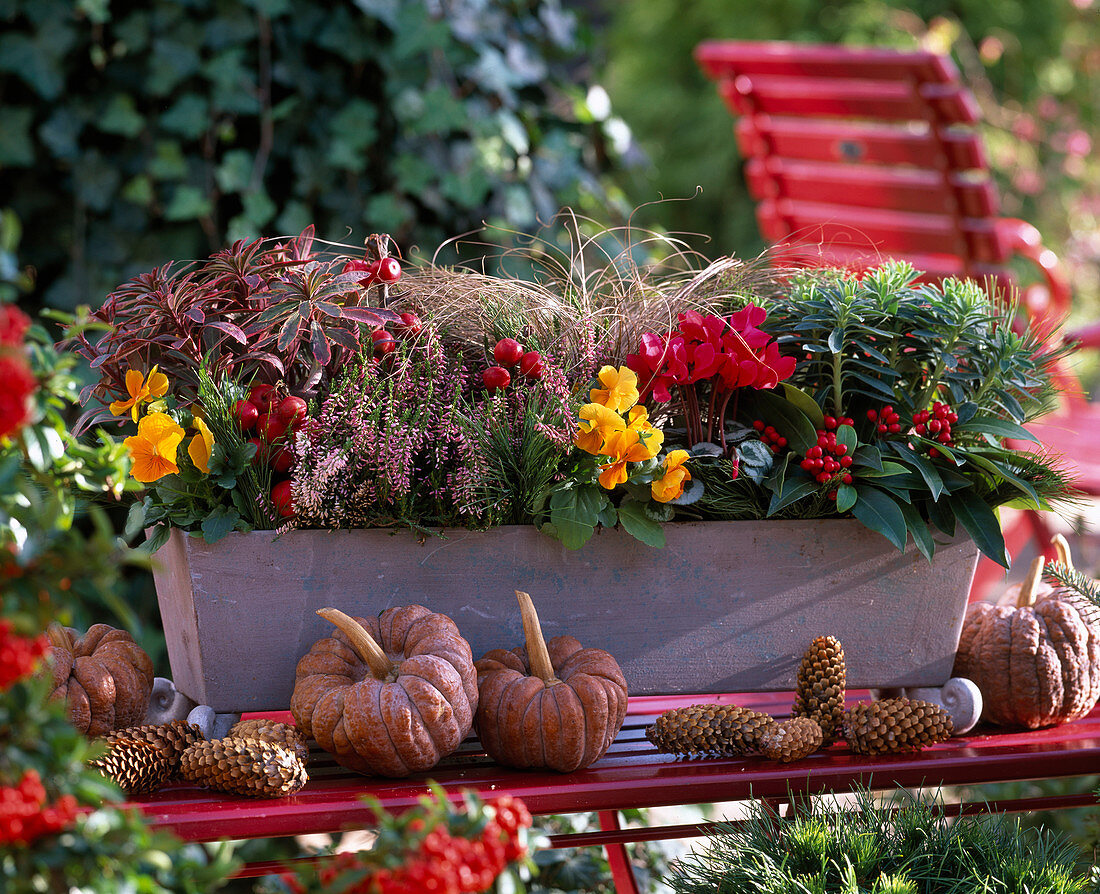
(475, 591, 628, 773)
(47, 623, 155, 736)
(953, 554, 1100, 729)
(291, 605, 478, 777)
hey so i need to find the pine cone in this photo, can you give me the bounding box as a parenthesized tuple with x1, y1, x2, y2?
(227, 719, 309, 766)
(792, 635, 846, 745)
(758, 717, 823, 763)
(105, 721, 204, 774)
(844, 697, 954, 755)
(646, 704, 774, 757)
(180, 737, 308, 798)
(91, 735, 174, 795)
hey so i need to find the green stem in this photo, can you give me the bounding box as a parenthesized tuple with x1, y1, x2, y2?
(914, 329, 963, 410)
(831, 350, 844, 418)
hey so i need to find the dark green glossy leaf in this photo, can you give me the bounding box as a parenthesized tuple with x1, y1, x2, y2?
(948, 490, 1008, 568)
(851, 485, 907, 551)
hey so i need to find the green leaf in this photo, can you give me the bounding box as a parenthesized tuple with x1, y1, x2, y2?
(887, 442, 945, 501)
(827, 327, 844, 353)
(835, 424, 857, 454)
(951, 414, 1039, 444)
(767, 476, 818, 516)
(897, 501, 935, 561)
(961, 450, 1041, 508)
(201, 505, 240, 544)
(927, 494, 956, 537)
(164, 185, 213, 221)
(835, 483, 857, 513)
(98, 94, 145, 138)
(736, 439, 774, 485)
(0, 107, 34, 166)
(616, 499, 666, 548)
(852, 445, 883, 472)
(548, 484, 608, 550)
(780, 383, 825, 429)
(160, 94, 210, 140)
(851, 485, 908, 551)
(740, 389, 818, 454)
(215, 149, 254, 193)
(948, 490, 1008, 568)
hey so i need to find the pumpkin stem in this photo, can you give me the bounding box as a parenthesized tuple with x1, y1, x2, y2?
(316, 608, 395, 681)
(1052, 534, 1073, 570)
(516, 590, 560, 686)
(46, 623, 72, 652)
(1017, 556, 1045, 608)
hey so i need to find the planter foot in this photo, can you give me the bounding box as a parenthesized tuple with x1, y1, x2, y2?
(144, 677, 198, 725)
(186, 705, 242, 740)
(870, 677, 982, 735)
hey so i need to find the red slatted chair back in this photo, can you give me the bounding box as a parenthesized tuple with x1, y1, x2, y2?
(695, 41, 1013, 290)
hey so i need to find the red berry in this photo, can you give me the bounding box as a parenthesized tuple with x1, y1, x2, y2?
(816, 472, 831, 484)
(248, 384, 277, 413)
(776, 437, 787, 447)
(840, 455, 853, 468)
(841, 417, 854, 427)
(256, 413, 288, 443)
(842, 473, 853, 484)
(493, 338, 525, 367)
(888, 423, 902, 433)
(373, 337, 397, 356)
(370, 327, 391, 343)
(396, 311, 422, 334)
(342, 258, 371, 273)
(929, 447, 941, 458)
(270, 446, 292, 474)
(928, 419, 942, 433)
(938, 431, 952, 443)
(800, 459, 814, 472)
(482, 366, 511, 392)
(234, 399, 259, 431)
(275, 396, 308, 427)
(271, 480, 294, 518)
(823, 415, 836, 430)
(915, 423, 927, 435)
(376, 257, 402, 283)
(247, 438, 266, 465)
(828, 490, 838, 501)
(867, 409, 878, 421)
(835, 444, 847, 455)
(752, 420, 765, 431)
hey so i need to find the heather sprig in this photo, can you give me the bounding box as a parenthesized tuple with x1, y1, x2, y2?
(291, 333, 477, 531)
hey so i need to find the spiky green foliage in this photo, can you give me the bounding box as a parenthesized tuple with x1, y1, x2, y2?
(665, 788, 1090, 894)
(1045, 561, 1100, 606)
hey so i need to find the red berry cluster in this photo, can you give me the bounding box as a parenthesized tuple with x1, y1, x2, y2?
(342, 256, 402, 287)
(482, 338, 543, 393)
(751, 420, 788, 453)
(867, 405, 903, 436)
(370, 312, 423, 359)
(236, 384, 309, 519)
(0, 620, 49, 690)
(913, 401, 958, 458)
(0, 769, 79, 845)
(303, 795, 532, 894)
(798, 415, 854, 489)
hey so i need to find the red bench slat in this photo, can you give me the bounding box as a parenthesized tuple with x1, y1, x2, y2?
(735, 118, 987, 171)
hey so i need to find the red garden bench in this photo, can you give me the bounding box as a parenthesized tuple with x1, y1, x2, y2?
(133, 692, 1100, 893)
(693, 40, 1100, 599)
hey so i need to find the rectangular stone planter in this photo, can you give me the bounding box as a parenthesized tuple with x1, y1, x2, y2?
(151, 520, 979, 712)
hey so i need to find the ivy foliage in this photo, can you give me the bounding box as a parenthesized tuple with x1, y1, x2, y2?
(0, 0, 619, 311)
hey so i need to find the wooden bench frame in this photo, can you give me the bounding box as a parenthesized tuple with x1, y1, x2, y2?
(134, 691, 1100, 893)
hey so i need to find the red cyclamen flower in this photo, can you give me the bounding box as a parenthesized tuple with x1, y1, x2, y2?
(0, 352, 36, 440)
(0, 304, 30, 347)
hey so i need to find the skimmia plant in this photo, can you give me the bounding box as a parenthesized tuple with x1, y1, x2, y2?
(66, 225, 1071, 566)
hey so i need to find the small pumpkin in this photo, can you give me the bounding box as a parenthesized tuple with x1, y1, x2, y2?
(291, 605, 478, 777)
(953, 554, 1100, 729)
(475, 590, 628, 773)
(46, 623, 155, 737)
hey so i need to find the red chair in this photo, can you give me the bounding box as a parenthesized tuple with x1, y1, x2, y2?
(694, 40, 1100, 597)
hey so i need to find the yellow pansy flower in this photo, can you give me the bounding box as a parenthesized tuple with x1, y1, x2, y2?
(597, 428, 657, 490)
(188, 416, 215, 474)
(590, 365, 639, 413)
(652, 450, 692, 503)
(575, 402, 625, 455)
(625, 405, 664, 458)
(123, 412, 185, 483)
(110, 366, 169, 423)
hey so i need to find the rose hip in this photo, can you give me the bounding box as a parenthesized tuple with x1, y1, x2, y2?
(234, 399, 259, 431)
(482, 366, 511, 392)
(518, 350, 543, 379)
(493, 338, 524, 367)
(271, 480, 294, 518)
(396, 311, 422, 334)
(376, 257, 402, 283)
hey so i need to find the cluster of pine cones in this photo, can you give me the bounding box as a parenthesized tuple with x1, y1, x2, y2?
(647, 636, 954, 763)
(91, 718, 310, 798)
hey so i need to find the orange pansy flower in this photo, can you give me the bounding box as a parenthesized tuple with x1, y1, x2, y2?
(124, 412, 185, 483)
(652, 450, 692, 503)
(110, 366, 169, 423)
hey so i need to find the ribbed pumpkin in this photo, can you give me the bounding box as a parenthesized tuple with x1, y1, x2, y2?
(46, 623, 155, 737)
(291, 605, 478, 777)
(953, 555, 1100, 729)
(475, 591, 628, 773)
